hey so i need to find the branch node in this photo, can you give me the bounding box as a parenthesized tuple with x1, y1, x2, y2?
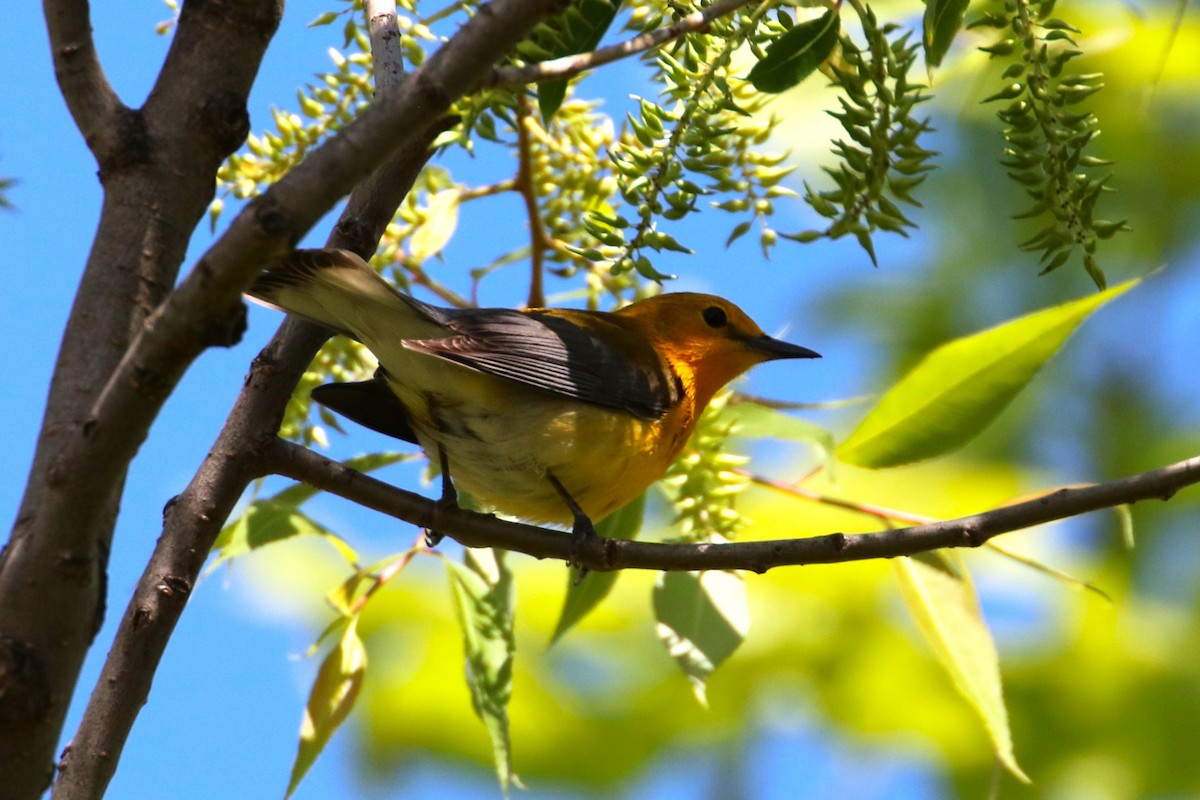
(251, 195, 294, 241)
(961, 524, 986, 548)
(155, 575, 192, 599)
(0, 635, 51, 725)
(201, 301, 248, 349)
(198, 91, 252, 155)
(97, 107, 152, 181)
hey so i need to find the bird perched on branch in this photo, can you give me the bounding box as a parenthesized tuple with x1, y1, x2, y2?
(248, 248, 818, 548)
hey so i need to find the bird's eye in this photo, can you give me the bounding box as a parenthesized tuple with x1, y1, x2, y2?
(702, 305, 728, 328)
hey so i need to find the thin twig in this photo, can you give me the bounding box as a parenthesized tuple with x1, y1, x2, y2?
(514, 92, 548, 307)
(407, 263, 474, 308)
(748, 471, 935, 525)
(43, 0, 124, 158)
(486, 0, 758, 89)
(730, 391, 874, 411)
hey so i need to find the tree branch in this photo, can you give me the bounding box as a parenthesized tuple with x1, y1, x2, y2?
(514, 92, 548, 308)
(265, 441, 1200, 573)
(57, 0, 565, 523)
(1, 2, 283, 794)
(486, 0, 756, 89)
(43, 0, 124, 158)
(52, 2, 489, 795)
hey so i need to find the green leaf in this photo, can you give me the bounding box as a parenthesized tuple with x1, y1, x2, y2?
(534, 0, 622, 121)
(725, 220, 752, 248)
(894, 551, 1030, 783)
(747, 8, 841, 94)
(725, 398, 835, 454)
(1114, 503, 1135, 548)
(985, 540, 1112, 603)
(923, 0, 971, 68)
(308, 10, 338, 27)
(409, 188, 462, 264)
(838, 278, 1139, 467)
(549, 492, 646, 646)
(445, 549, 519, 795)
(286, 617, 367, 798)
(207, 500, 358, 575)
(653, 569, 750, 707)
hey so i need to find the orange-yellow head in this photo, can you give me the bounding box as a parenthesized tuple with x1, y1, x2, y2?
(615, 292, 819, 408)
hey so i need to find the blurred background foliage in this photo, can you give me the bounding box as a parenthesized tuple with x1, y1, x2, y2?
(222, 1, 1200, 797)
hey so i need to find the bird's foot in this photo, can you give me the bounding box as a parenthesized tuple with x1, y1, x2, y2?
(568, 516, 597, 584)
(423, 493, 460, 548)
(424, 445, 459, 547)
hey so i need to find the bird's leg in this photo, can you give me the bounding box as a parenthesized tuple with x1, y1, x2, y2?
(425, 444, 457, 548)
(546, 472, 595, 581)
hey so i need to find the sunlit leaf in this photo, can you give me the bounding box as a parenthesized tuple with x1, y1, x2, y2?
(923, 0, 971, 68)
(838, 278, 1139, 467)
(653, 569, 750, 707)
(309, 10, 338, 28)
(747, 8, 841, 94)
(409, 188, 462, 263)
(985, 539, 1111, 603)
(1114, 503, 1135, 548)
(445, 548, 520, 795)
(549, 492, 645, 646)
(286, 617, 367, 798)
(895, 551, 1030, 783)
(723, 399, 836, 476)
(207, 500, 358, 575)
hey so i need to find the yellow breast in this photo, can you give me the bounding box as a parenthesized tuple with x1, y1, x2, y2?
(389, 367, 696, 525)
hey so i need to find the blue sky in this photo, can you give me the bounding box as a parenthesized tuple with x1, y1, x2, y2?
(4, 2, 1198, 799)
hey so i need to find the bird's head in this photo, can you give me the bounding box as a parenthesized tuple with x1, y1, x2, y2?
(617, 292, 820, 406)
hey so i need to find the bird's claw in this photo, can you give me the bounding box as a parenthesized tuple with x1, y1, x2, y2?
(568, 517, 597, 584)
(423, 492, 460, 548)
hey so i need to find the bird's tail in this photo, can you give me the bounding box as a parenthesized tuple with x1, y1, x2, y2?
(247, 248, 439, 341)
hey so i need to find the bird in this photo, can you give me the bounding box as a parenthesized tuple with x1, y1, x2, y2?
(248, 248, 819, 550)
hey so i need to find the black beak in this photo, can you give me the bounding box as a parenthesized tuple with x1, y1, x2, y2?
(743, 334, 821, 361)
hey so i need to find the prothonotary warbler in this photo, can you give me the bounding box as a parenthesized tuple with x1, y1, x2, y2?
(249, 248, 819, 547)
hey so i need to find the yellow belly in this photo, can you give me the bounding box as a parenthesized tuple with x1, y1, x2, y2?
(389, 370, 689, 526)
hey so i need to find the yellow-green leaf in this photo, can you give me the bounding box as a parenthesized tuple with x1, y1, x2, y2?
(895, 551, 1030, 783)
(286, 617, 367, 798)
(653, 569, 750, 707)
(409, 188, 462, 263)
(445, 548, 519, 796)
(207, 500, 358, 575)
(839, 278, 1139, 467)
(984, 539, 1112, 603)
(549, 492, 645, 646)
(723, 399, 836, 476)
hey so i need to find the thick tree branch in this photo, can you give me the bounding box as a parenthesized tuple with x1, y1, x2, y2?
(60, 0, 565, 523)
(0, 2, 283, 794)
(52, 3, 483, 795)
(43, 0, 123, 157)
(6, 8, 560, 788)
(486, 0, 756, 89)
(266, 442, 1200, 572)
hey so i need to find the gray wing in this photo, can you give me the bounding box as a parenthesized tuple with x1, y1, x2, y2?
(402, 309, 680, 419)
